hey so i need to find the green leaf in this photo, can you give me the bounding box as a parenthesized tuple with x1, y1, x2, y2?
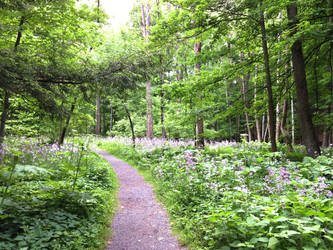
(277, 230, 300, 238)
(301, 225, 321, 233)
(268, 237, 279, 249)
(311, 237, 321, 246)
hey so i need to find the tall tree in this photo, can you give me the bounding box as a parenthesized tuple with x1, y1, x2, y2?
(287, 0, 321, 157)
(259, 0, 277, 152)
(140, 1, 154, 139)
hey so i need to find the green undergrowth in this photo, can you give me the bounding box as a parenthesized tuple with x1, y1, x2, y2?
(97, 140, 333, 250)
(0, 137, 118, 250)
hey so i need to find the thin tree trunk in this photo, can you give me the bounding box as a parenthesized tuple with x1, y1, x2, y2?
(275, 103, 280, 142)
(146, 82, 153, 139)
(0, 91, 10, 146)
(226, 86, 232, 140)
(141, 3, 153, 139)
(264, 114, 270, 142)
(110, 99, 113, 132)
(254, 66, 262, 142)
(241, 53, 252, 141)
(96, 90, 101, 135)
(287, 1, 321, 157)
(259, 1, 277, 152)
(280, 98, 293, 152)
(291, 98, 295, 144)
(262, 114, 265, 141)
(102, 104, 107, 135)
(123, 103, 136, 148)
(58, 100, 76, 146)
(160, 72, 166, 138)
(194, 41, 204, 148)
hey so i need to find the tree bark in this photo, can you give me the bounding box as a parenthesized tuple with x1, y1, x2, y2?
(325, 0, 333, 147)
(110, 99, 113, 132)
(0, 91, 10, 146)
(123, 103, 136, 148)
(291, 98, 295, 144)
(96, 90, 101, 135)
(0, 15, 25, 148)
(194, 41, 204, 148)
(58, 100, 76, 146)
(146, 82, 153, 139)
(240, 65, 252, 141)
(259, 1, 277, 152)
(254, 65, 262, 142)
(160, 72, 166, 138)
(275, 103, 280, 142)
(287, 2, 321, 157)
(262, 114, 265, 141)
(280, 98, 293, 152)
(141, 3, 153, 139)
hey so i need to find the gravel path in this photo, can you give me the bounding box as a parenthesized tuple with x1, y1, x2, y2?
(98, 150, 186, 250)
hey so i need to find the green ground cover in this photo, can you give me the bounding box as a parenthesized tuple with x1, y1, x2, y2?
(98, 139, 333, 250)
(0, 137, 118, 250)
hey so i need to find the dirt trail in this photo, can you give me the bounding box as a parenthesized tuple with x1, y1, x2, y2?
(98, 150, 186, 250)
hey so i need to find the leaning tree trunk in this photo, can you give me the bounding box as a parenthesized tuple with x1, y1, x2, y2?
(123, 103, 136, 148)
(259, 1, 277, 152)
(287, 1, 321, 157)
(58, 100, 76, 146)
(194, 41, 204, 148)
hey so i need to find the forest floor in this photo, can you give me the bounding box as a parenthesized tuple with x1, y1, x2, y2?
(98, 150, 186, 250)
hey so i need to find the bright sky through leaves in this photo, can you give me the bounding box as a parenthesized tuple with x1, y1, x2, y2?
(79, 0, 135, 29)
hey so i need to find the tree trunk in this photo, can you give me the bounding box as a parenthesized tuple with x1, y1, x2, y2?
(291, 98, 295, 144)
(275, 103, 280, 142)
(280, 98, 293, 152)
(110, 99, 113, 132)
(160, 72, 166, 138)
(254, 66, 262, 142)
(0, 15, 25, 149)
(259, 1, 277, 152)
(262, 114, 265, 141)
(194, 41, 204, 148)
(287, 2, 321, 157)
(141, 3, 153, 139)
(0, 91, 10, 146)
(325, 0, 333, 147)
(58, 100, 76, 146)
(146, 82, 153, 139)
(123, 103, 136, 148)
(226, 87, 233, 140)
(241, 75, 252, 141)
(96, 91, 101, 135)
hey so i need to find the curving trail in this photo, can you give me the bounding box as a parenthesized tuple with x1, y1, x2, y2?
(97, 150, 186, 250)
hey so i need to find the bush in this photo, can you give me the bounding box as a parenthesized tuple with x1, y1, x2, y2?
(0, 137, 118, 250)
(99, 139, 333, 250)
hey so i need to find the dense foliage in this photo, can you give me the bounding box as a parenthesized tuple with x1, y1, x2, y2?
(99, 139, 333, 249)
(0, 137, 118, 249)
